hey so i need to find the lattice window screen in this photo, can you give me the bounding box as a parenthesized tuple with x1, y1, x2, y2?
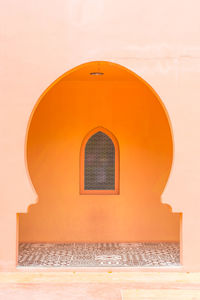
(84, 131, 115, 190)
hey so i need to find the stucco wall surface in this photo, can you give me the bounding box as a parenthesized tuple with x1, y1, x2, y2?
(1, 0, 200, 270)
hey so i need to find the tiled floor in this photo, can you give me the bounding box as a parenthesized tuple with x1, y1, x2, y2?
(18, 242, 180, 267)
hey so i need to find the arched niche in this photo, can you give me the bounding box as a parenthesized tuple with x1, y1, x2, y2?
(19, 61, 180, 245)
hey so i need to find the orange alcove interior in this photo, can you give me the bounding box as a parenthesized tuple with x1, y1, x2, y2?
(19, 61, 180, 243)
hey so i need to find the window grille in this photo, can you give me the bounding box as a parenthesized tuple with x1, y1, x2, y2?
(84, 131, 115, 190)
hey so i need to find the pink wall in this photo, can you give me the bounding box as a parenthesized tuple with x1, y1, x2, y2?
(0, 0, 200, 270)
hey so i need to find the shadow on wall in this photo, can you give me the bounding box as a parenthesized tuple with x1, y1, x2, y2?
(19, 61, 180, 243)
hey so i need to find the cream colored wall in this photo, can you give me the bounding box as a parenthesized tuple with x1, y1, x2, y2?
(0, 0, 200, 270)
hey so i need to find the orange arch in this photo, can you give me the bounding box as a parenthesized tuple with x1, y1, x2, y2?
(24, 61, 174, 199)
(80, 127, 120, 195)
(19, 60, 180, 244)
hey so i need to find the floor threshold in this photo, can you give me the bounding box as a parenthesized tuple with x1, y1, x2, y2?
(18, 242, 180, 268)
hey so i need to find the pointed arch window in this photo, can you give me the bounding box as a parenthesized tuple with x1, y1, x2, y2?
(80, 128, 119, 194)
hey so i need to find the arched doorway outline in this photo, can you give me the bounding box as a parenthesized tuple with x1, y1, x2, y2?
(24, 60, 175, 208)
(18, 60, 182, 268)
(80, 126, 120, 195)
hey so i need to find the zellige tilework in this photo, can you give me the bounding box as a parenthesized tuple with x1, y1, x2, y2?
(18, 242, 180, 267)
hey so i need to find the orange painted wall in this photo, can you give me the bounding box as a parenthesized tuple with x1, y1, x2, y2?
(19, 63, 180, 242)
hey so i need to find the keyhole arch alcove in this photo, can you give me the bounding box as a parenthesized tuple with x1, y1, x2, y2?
(18, 61, 181, 267)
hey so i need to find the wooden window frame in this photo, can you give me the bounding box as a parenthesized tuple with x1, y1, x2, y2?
(80, 127, 119, 195)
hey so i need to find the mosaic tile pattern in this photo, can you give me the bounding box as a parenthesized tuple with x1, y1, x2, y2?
(18, 242, 180, 268)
